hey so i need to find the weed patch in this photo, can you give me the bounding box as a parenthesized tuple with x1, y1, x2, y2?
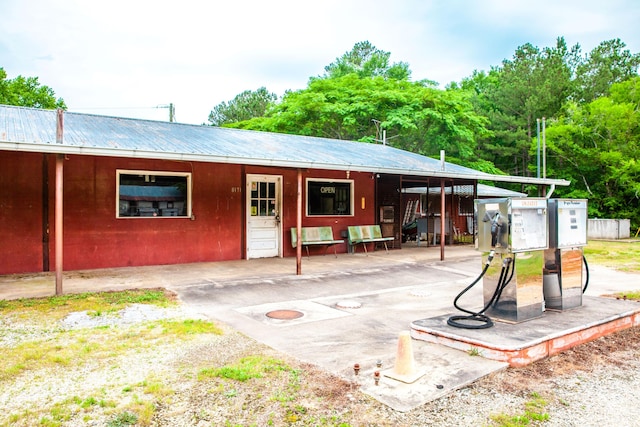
(489, 392, 550, 426)
(198, 355, 291, 382)
(0, 289, 175, 322)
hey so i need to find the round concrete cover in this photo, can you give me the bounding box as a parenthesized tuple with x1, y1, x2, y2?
(410, 289, 432, 297)
(265, 309, 304, 320)
(336, 300, 363, 309)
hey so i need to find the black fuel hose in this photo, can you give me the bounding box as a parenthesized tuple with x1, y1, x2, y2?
(488, 256, 516, 314)
(447, 251, 513, 329)
(582, 255, 590, 293)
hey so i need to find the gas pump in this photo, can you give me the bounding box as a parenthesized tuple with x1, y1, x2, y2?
(543, 199, 588, 311)
(448, 197, 548, 328)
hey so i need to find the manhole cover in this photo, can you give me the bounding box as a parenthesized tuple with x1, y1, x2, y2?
(410, 289, 432, 297)
(265, 309, 304, 320)
(336, 300, 362, 309)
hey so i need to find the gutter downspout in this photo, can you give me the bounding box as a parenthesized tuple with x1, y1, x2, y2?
(545, 184, 556, 199)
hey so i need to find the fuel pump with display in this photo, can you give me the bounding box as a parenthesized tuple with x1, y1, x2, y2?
(543, 199, 589, 310)
(448, 198, 548, 329)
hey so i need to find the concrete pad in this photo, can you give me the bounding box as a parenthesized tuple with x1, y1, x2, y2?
(235, 300, 352, 326)
(198, 264, 507, 412)
(351, 341, 507, 412)
(411, 296, 640, 367)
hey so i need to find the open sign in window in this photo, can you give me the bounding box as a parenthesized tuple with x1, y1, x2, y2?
(306, 179, 353, 216)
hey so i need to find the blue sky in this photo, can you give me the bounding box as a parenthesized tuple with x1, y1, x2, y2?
(1, 0, 639, 125)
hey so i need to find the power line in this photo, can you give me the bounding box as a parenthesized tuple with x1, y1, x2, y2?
(69, 104, 175, 122)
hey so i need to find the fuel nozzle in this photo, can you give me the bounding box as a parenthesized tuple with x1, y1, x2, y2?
(484, 210, 506, 249)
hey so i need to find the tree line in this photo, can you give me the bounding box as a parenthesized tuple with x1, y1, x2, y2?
(209, 39, 640, 228)
(2, 37, 638, 228)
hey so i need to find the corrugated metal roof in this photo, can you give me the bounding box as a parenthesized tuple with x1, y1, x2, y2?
(0, 104, 570, 186)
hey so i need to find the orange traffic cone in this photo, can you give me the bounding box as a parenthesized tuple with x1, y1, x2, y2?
(383, 331, 425, 384)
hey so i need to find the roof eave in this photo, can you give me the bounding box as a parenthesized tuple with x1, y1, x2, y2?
(0, 140, 571, 187)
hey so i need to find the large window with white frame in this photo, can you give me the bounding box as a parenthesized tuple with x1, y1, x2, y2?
(117, 170, 191, 218)
(306, 178, 353, 216)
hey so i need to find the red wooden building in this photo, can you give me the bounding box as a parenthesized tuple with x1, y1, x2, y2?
(0, 105, 569, 277)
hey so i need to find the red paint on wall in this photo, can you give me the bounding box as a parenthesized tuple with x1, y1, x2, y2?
(0, 152, 45, 273)
(56, 156, 245, 271)
(0, 153, 380, 274)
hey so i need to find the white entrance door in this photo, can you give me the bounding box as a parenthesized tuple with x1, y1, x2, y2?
(246, 174, 282, 259)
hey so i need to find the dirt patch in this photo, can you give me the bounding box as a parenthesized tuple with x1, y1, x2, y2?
(477, 326, 640, 393)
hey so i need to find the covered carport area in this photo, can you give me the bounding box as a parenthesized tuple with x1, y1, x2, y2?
(374, 166, 568, 261)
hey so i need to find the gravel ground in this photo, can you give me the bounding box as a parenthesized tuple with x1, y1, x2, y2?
(412, 339, 640, 427)
(2, 300, 640, 426)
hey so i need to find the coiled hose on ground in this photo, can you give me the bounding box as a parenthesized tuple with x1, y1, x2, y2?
(447, 251, 515, 329)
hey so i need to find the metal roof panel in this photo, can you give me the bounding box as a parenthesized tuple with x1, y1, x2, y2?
(0, 104, 570, 186)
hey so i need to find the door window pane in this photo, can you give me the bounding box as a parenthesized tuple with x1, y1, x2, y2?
(251, 181, 277, 216)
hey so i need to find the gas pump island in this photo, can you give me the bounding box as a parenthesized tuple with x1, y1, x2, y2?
(445, 197, 589, 330)
(408, 197, 640, 371)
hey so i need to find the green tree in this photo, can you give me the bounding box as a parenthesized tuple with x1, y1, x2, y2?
(227, 74, 489, 164)
(208, 87, 277, 126)
(574, 38, 640, 103)
(461, 38, 579, 177)
(543, 77, 640, 226)
(224, 41, 490, 164)
(322, 41, 411, 80)
(0, 67, 66, 109)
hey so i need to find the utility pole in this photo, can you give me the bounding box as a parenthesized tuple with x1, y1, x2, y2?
(371, 118, 399, 145)
(542, 117, 546, 179)
(536, 118, 541, 179)
(157, 103, 175, 122)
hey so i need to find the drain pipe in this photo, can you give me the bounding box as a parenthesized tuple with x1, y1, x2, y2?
(545, 184, 556, 199)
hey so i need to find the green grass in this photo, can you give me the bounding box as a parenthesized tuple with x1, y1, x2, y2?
(1, 319, 222, 382)
(0, 290, 225, 427)
(198, 355, 291, 382)
(489, 392, 550, 426)
(157, 318, 223, 335)
(0, 289, 174, 320)
(467, 347, 482, 356)
(584, 240, 640, 273)
(614, 290, 640, 300)
(0, 291, 222, 383)
(107, 411, 138, 427)
(197, 355, 306, 416)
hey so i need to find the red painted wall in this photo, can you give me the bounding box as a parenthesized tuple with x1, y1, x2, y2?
(276, 168, 377, 257)
(0, 152, 379, 274)
(0, 152, 45, 273)
(57, 155, 245, 271)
